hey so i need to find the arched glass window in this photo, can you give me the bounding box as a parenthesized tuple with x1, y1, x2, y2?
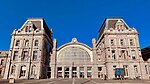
(58, 47, 91, 63)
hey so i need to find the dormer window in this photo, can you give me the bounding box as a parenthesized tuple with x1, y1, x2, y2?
(25, 26, 29, 32)
(25, 21, 33, 32)
(117, 25, 119, 29)
(115, 19, 125, 30)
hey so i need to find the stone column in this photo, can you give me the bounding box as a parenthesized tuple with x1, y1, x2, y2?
(84, 67, 87, 78)
(77, 67, 80, 78)
(69, 67, 72, 78)
(51, 39, 57, 79)
(17, 64, 20, 79)
(51, 65, 56, 78)
(62, 66, 64, 78)
(3, 58, 11, 79)
(92, 64, 98, 78)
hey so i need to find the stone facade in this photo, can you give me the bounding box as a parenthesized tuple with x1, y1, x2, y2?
(2, 17, 150, 80)
(0, 50, 9, 78)
(3, 18, 53, 79)
(96, 18, 150, 79)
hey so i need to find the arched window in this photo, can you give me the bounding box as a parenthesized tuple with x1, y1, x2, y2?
(11, 65, 16, 75)
(58, 47, 91, 63)
(31, 65, 36, 76)
(25, 40, 29, 47)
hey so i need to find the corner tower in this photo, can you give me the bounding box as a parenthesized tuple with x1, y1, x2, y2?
(96, 18, 143, 79)
(4, 18, 53, 79)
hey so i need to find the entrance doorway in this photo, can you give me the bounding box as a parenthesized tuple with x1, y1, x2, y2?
(64, 67, 69, 78)
(47, 67, 51, 78)
(72, 67, 77, 78)
(57, 67, 62, 78)
(79, 67, 84, 78)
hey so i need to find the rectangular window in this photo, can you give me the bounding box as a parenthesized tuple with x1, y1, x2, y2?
(11, 65, 16, 75)
(120, 39, 124, 46)
(47, 67, 51, 78)
(22, 51, 28, 61)
(13, 51, 18, 60)
(112, 50, 116, 59)
(145, 65, 148, 74)
(57, 67, 62, 78)
(33, 51, 37, 61)
(31, 65, 36, 76)
(25, 40, 29, 47)
(34, 40, 38, 46)
(1, 59, 4, 66)
(87, 67, 92, 78)
(121, 50, 126, 59)
(131, 50, 136, 60)
(80, 67, 84, 78)
(20, 66, 26, 77)
(15, 40, 20, 46)
(64, 67, 69, 78)
(134, 65, 138, 73)
(110, 39, 114, 46)
(72, 67, 77, 78)
(98, 67, 102, 78)
(98, 67, 102, 71)
(130, 39, 134, 46)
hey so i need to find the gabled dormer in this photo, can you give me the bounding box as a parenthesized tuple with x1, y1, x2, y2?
(23, 21, 36, 32)
(98, 18, 130, 38)
(115, 19, 126, 30)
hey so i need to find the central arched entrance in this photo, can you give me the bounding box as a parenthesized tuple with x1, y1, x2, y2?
(56, 38, 93, 78)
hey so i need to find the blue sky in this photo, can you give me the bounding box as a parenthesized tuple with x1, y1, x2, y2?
(0, 0, 150, 50)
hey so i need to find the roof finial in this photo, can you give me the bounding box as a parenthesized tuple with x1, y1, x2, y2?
(72, 38, 78, 43)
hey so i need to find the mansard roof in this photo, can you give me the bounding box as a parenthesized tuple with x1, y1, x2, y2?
(98, 17, 130, 37)
(20, 18, 52, 36)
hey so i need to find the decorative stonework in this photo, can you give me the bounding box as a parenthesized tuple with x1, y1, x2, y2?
(72, 38, 78, 43)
